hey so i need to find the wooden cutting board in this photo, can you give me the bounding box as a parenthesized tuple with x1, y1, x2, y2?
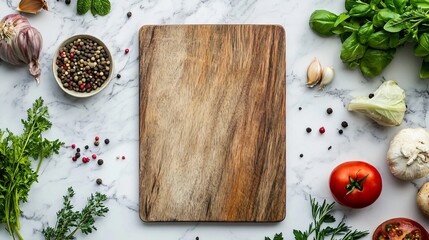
(139, 25, 286, 222)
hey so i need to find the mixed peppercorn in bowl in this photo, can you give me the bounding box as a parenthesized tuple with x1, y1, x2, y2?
(53, 34, 114, 98)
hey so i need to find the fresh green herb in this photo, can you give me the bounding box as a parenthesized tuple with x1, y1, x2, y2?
(0, 97, 63, 240)
(77, 0, 91, 15)
(309, 0, 429, 78)
(292, 196, 368, 240)
(77, 0, 111, 16)
(265, 233, 283, 240)
(42, 187, 109, 240)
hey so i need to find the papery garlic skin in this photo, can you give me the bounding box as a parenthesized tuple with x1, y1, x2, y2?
(0, 14, 42, 83)
(387, 128, 429, 180)
(318, 66, 334, 90)
(306, 58, 322, 87)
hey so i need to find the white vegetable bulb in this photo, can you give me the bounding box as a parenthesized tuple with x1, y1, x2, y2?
(348, 80, 406, 126)
(387, 128, 429, 180)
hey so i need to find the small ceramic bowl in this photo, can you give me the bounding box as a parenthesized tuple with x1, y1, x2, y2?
(52, 34, 114, 98)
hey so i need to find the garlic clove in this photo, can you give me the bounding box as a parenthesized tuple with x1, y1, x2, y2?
(306, 58, 322, 87)
(318, 66, 335, 90)
(17, 0, 48, 14)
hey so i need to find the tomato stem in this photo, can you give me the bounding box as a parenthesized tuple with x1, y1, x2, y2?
(345, 171, 369, 195)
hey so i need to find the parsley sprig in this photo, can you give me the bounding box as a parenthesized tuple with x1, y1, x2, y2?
(42, 187, 109, 240)
(293, 196, 368, 240)
(265, 233, 284, 240)
(0, 97, 63, 240)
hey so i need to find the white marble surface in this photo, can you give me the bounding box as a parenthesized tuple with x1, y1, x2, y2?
(0, 0, 428, 239)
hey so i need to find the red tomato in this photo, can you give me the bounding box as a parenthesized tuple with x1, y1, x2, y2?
(373, 218, 429, 240)
(329, 161, 382, 208)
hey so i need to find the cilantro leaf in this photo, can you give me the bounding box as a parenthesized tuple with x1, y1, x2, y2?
(0, 97, 63, 239)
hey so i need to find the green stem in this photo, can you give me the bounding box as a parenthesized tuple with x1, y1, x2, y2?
(13, 224, 24, 240)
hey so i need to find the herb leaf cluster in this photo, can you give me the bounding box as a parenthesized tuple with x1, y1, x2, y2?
(292, 196, 368, 240)
(0, 97, 63, 240)
(309, 0, 429, 78)
(265, 233, 284, 240)
(42, 187, 109, 240)
(77, 0, 111, 16)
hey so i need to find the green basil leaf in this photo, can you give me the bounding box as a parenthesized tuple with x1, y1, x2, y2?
(309, 10, 338, 36)
(414, 33, 429, 57)
(93, 0, 111, 16)
(77, 0, 91, 15)
(341, 32, 367, 63)
(385, 0, 407, 13)
(91, 2, 97, 16)
(420, 60, 429, 78)
(368, 31, 391, 50)
(370, 0, 382, 8)
(372, 9, 401, 28)
(411, 0, 429, 10)
(345, 0, 360, 11)
(389, 33, 400, 48)
(384, 17, 407, 32)
(345, 61, 361, 69)
(349, 4, 373, 17)
(358, 21, 374, 44)
(340, 32, 353, 42)
(334, 13, 350, 27)
(360, 49, 395, 77)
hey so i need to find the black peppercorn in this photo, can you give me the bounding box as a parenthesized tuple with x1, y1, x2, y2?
(104, 138, 110, 144)
(298, 107, 302, 110)
(98, 159, 104, 165)
(341, 121, 348, 128)
(127, 11, 132, 18)
(196, 237, 199, 240)
(65, 0, 71, 4)
(326, 108, 333, 114)
(369, 93, 374, 99)
(96, 178, 102, 185)
(76, 148, 81, 152)
(75, 152, 81, 158)
(299, 154, 303, 158)
(339, 129, 343, 134)
(117, 73, 121, 78)
(94, 140, 99, 146)
(328, 146, 332, 150)
(84, 145, 89, 150)
(306, 127, 312, 133)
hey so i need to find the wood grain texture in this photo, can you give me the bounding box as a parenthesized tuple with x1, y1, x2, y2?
(139, 25, 286, 222)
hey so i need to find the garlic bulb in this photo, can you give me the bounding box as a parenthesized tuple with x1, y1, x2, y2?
(0, 14, 43, 83)
(387, 128, 429, 180)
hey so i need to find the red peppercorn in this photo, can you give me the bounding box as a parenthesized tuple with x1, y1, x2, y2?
(319, 127, 326, 134)
(80, 84, 85, 89)
(72, 156, 77, 161)
(86, 83, 91, 88)
(70, 53, 74, 58)
(71, 144, 76, 149)
(122, 156, 125, 160)
(83, 157, 89, 163)
(56, 61, 59, 65)
(62, 64, 67, 68)
(125, 48, 129, 54)
(92, 154, 97, 159)
(95, 136, 100, 141)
